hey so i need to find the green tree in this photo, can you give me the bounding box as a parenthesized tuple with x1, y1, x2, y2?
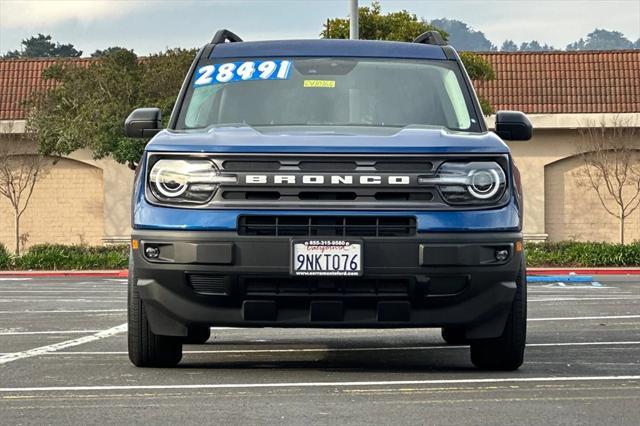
(27, 48, 196, 167)
(567, 29, 634, 50)
(321, 1, 496, 115)
(429, 18, 496, 51)
(3, 33, 82, 58)
(91, 46, 133, 58)
(500, 40, 519, 52)
(458, 51, 495, 81)
(0, 146, 48, 256)
(322, 2, 446, 42)
(519, 40, 555, 51)
(575, 118, 640, 244)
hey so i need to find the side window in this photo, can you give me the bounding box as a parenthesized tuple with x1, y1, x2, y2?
(442, 70, 471, 129)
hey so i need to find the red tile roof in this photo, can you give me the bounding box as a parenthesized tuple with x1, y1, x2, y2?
(0, 58, 95, 120)
(474, 50, 640, 114)
(0, 51, 639, 120)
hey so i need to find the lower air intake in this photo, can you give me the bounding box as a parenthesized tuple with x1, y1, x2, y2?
(238, 216, 416, 237)
(188, 274, 229, 295)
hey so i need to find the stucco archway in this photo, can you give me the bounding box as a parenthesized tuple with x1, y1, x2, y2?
(0, 156, 104, 251)
(544, 153, 640, 243)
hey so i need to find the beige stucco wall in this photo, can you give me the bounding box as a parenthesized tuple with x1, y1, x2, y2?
(66, 150, 134, 243)
(0, 153, 104, 250)
(0, 135, 133, 252)
(507, 129, 579, 240)
(544, 154, 640, 242)
(508, 128, 640, 242)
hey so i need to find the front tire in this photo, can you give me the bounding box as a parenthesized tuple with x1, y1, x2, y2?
(128, 255, 182, 367)
(470, 259, 527, 370)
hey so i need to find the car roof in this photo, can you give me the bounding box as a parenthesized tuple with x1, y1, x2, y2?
(209, 39, 448, 60)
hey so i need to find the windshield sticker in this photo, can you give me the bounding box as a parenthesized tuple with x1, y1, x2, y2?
(303, 80, 336, 88)
(193, 60, 292, 87)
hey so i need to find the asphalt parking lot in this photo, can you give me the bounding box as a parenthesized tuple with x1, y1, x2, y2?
(0, 276, 639, 425)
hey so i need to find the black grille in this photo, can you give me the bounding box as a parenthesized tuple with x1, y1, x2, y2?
(243, 277, 413, 297)
(215, 155, 446, 210)
(222, 159, 433, 173)
(188, 274, 228, 295)
(238, 216, 416, 237)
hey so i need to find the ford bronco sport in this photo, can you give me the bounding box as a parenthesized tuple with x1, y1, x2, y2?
(125, 29, 532, 370)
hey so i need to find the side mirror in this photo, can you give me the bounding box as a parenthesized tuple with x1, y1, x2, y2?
(125, 107, 162, 138)
(494, 110, 532, 141)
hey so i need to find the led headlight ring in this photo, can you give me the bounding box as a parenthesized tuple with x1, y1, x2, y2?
(467, 168, 500, 199)
(152, 166, 189, 198)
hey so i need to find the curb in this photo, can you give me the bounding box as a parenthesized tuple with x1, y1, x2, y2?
(0, 270, 128, 278)
(527, 268, 640, 275)
(527, 275, 593, 283)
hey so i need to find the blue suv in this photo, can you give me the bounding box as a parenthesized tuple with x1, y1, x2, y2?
(124, 30, 532, 370)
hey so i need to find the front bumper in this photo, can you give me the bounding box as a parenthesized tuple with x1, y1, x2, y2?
(131, 230, 523, 339)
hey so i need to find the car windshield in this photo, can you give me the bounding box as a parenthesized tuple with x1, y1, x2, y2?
(177, 57, 480, 132)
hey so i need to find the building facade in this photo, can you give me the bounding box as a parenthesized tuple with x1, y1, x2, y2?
(476, 51, 640, 242)
(0, 51, 639, 251)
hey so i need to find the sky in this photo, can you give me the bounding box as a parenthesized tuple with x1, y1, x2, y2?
(1, 0, 639, 56)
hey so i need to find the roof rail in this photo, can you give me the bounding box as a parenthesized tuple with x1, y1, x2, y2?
(413, 31, 446, 46)
(211, 29, 243, 45)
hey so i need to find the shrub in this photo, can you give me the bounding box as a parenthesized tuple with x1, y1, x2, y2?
(526, 241, 640, 267)
(0, 243, 12, 269)
(14, 244, 129, 270)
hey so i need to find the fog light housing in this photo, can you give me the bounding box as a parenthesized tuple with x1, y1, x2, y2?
(495, 249, 509, 261)
(145, 246, 160, 259)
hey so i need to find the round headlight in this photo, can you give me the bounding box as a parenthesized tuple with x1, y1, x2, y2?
(152, 166, 189, 198)
(468, 168, 500, 199)
(419, 161, 507, 205)
(148, 158, 238, 205)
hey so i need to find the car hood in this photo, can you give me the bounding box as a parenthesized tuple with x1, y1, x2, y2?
(145, 126, 510, 155)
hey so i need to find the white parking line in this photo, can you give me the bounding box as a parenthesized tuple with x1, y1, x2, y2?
(2, 340, 635, 357)
(530, 297, 640, 302)
(0, 326, 228, 335)
(1, 339, 639, 356)
(1, 375, 639, 393)
(1, 315, 637, 337)
(0, 323, 127, 365)
(529, 315, 640, 321)
(528, 341, 640, 347)
(0, 330, 104, 336)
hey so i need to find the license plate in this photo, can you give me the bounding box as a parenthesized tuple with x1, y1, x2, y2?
(291, 240, 362, 276)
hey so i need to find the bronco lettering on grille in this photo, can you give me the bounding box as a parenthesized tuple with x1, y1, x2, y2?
(244, 175, 411, 185)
